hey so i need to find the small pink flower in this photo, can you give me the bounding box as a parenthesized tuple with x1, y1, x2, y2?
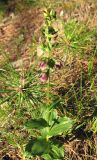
(39, 62, 47, 71)
(40, 73, 48, 82)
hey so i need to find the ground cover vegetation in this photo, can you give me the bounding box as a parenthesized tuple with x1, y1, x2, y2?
(0, 0, 97, 160)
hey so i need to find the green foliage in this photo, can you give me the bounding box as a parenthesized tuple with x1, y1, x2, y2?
(25, 104, 74, 159)
(26, 139, 51, 156)
(48, 59, 55, 68)
(0, 63, 44, 107)
(62, 20, 96, 56)
(92, 118, 97, 133)
(25, 118, 49, 130)
(26, 138, 64, 160)
(49, 116, 73, 137)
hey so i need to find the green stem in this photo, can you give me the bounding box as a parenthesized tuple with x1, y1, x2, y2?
(47, 68, 50, 104)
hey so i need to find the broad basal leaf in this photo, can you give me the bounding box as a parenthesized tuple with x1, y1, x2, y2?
(42, 144, 64, 160)
(26, 138, 51, 156)
(41, 127, 50, 139)
(42, 154, 52, 160)
(50, 144, 64, 159)
(49, 117, 73, 137)
(42, 107, 58, 126)
(25, 118, 49, 130)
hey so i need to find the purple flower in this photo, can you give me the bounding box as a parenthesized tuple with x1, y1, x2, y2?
(40, 73, 48, 82)
(39, 61, 47, 71)
(55, 61, 63, 69)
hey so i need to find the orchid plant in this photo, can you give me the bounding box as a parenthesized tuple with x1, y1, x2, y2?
(24, 8, 74, 160)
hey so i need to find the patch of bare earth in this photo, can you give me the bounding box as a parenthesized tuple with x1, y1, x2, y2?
(0, 7, 43, 68)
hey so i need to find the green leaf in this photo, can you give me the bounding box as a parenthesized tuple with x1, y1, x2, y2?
(25, 139, 34, 156)
(25, 118, 49, 130)
(42, 107, 58, 126)
(92, 118, 97, 133)
(42, 144, 64, 160)
(51, 144, 64, 159)
(48, 59, 55, 68)
(42, 154, 52, 160)
(41, 127, 50, 139)
(26, 138, 51, 156)
(49, 117, 73, 137)
(50, 10, 56, 19)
